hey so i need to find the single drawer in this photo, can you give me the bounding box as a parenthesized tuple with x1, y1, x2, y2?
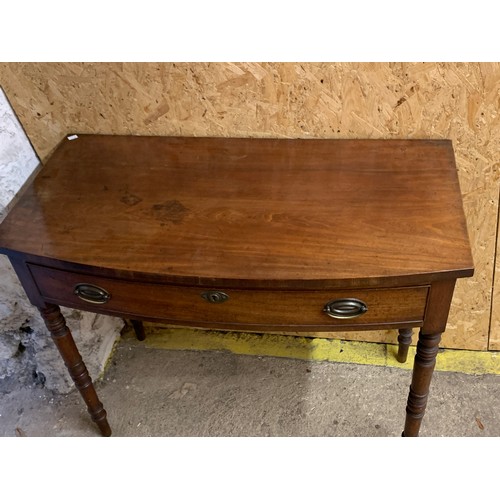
(28, 264, 429, 331)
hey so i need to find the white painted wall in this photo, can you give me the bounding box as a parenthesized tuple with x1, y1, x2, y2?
(0, 87, 123, 392)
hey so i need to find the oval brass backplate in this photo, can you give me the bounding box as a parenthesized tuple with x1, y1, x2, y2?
(74, 283, 111, 304)
(201, 291, 229, 304)
(323, 298, 368, 319)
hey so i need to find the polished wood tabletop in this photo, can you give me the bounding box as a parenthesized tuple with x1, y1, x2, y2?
(0, 135, 473, 287)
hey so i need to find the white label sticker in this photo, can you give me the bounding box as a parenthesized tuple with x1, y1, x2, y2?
(67, 134, 78, 140)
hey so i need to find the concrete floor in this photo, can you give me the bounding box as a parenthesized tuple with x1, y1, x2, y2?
(1, 334, 499, 437)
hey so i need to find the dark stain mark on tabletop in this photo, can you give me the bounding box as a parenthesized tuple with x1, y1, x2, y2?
(120, 193, 143, 206)
(152, 200, 189, 224)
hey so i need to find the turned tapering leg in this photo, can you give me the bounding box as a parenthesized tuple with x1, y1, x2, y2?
(403, 330, 442, 437)
(397, 328, 413, 363)
(131, 319, 146, 341)
(39, 304, 112, 437)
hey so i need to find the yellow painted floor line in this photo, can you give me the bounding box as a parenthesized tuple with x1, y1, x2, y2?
(129, 325, 500, 376)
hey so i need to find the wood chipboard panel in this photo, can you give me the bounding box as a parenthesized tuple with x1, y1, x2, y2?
(0, 62, 498, 350)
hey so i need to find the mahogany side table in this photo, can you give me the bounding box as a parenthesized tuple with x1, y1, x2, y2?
(0, 135, 474, 436)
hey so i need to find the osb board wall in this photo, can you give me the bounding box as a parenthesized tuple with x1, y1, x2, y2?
(0, 62, 498, 351)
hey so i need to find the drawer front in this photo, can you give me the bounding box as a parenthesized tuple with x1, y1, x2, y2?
(28, 264, 429, 330)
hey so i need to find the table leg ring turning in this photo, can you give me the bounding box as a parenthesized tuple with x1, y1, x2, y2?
(39, 303, 112, 437)
(397, 328, 413, 363)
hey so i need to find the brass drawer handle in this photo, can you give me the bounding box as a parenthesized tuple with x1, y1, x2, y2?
(74, 283, 111, 304)
(323, 298, 368, 319)
(201, 291, 229, 304)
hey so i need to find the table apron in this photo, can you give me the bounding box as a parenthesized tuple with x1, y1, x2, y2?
(28, 263, 429, 332)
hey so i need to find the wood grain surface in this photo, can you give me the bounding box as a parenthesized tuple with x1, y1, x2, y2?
(27, 263, 429, 331)
(0, 136, 473, 287)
